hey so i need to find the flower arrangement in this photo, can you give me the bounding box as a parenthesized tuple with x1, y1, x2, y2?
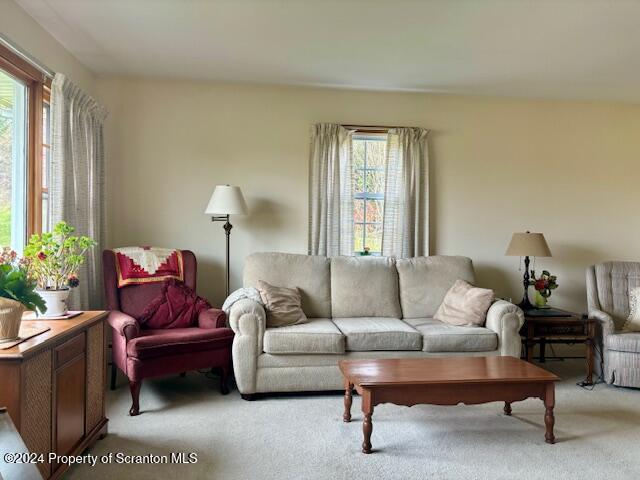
(0, 247, 46, 313)
(23, 221, 96, 291)
(530, 270, 558, 308)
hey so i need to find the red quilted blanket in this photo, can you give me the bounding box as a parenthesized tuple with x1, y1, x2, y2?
(113, 247, 184, 288)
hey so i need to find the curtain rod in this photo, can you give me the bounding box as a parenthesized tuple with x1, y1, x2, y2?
(341, 124, 397, 131)
(341, 124, 424, 133)
(0, 34, 55, 79)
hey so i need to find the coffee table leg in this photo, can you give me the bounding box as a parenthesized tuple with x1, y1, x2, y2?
(343, 380, 353, 423)
(504, 402, 512, 416)
(544, 382, 555, 444)
(362, 390, 373, 454)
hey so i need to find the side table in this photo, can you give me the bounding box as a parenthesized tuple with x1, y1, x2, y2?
(0, 311, 108, 479)
(521, 308, 596, 385)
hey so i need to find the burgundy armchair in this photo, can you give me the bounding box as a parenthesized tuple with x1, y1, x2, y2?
(103, 249, 233, 416)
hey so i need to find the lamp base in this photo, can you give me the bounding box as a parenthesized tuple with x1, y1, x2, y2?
(518, 296, 534, 311)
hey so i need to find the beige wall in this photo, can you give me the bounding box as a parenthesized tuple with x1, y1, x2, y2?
(96, 76, 640, 311)
(0, 0, 95, 93)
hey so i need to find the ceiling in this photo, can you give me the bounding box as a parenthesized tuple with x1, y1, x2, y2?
(14, 0, 640, 102)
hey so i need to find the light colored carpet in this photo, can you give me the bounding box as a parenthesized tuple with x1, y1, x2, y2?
(67, 360, 640, 480)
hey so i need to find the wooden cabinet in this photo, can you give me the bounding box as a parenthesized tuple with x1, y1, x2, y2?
(0, 312, 108, 480)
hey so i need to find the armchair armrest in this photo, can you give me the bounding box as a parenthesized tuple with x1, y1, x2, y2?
(588, 308, 616, 338)
(485, 300, 524, 357)
(228, 298, 266, 394)
(198, 308, 227, 329)
(107, 310, 140, 341)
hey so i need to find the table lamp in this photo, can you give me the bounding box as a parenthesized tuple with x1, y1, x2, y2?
(505, 231, 552, 310)
(205, 185, 248, 297)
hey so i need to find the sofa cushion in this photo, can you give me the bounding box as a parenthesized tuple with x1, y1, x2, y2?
(331, 257, 401, 318)
(405, 318, 498, 352)
(332, 317, 422, 351)
(434, 279, 494, 327)
(263, 318, 344, 354)
(127, 327, 234, 360)
(257, 280, 308, 328)
(396, 256, 476, 318)
(606, 333, 640, 353)
(244, 252, 331, 318)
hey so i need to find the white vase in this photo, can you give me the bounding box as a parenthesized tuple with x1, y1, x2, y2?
(38, 289, 70, 317)
(0, 297, 25, 340)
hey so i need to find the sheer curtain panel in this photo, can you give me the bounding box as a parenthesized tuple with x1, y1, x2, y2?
(308, 124, 353, 257)
(382, 127, 429, 258)
(50, 73, 107, 309)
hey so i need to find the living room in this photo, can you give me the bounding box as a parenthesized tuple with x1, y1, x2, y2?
(0, 1, 638, 479)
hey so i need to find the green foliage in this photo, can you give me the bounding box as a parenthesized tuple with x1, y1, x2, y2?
(23, 221, 96, 290)
(0, 205, 10, 247)
(0, 249, 46, 313)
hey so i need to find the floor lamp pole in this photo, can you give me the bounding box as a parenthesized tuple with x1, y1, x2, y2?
(212, 214, 233, 298)
(223, 215, 232, 298)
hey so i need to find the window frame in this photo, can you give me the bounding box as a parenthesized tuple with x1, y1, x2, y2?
(0, 43, 49, 241)
(352, 133, 387, 255)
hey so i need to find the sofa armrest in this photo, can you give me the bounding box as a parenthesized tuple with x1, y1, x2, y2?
(228, 298, 266, 394)
(588, 308, 616, 338)
(485, 300, 524, 357)
(107, 310, 140, 341)
(229, 299, 266, 340)
(198, 308, 227, 329)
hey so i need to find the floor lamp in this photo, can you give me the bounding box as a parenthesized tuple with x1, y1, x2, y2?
(205, 185, 248, 298)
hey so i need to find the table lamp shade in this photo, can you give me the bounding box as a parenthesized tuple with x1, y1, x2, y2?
(505, 232, 551, 257)
(205, 185, 248, 215)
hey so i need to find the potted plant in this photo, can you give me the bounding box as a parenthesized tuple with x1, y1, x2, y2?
(530, 270, 558, 309)
(23, 221, 96, 317)
(0, 247, 46, 340)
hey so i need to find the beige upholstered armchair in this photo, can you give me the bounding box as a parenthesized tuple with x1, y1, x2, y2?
(587, 261, 640, 388)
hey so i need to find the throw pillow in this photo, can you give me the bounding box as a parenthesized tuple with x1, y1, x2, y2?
(434, 279, 495, 327)
(257, 280, 307, 328)
(623, 287, 640, 332)
(138, 278, 211, 329)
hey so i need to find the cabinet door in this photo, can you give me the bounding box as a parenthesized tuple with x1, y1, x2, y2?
(55, 352, 86, 456)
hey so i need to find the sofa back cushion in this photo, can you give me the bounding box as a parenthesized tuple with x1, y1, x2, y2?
(396, 256, 476, 318)
(331, 256, 401, 318)
(244, 252, 331, 318)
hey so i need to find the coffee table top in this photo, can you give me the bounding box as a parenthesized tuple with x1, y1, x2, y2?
(339, 356, 559, 387)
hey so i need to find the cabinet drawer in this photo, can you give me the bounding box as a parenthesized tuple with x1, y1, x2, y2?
(54, 333, 85, 368)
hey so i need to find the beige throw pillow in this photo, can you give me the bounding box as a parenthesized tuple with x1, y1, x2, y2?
(257, 280, 307, 328)
(434, 279, 495, 327)
(623, 287, 640, 332)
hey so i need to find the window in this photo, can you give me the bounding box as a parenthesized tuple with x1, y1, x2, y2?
(0, 68, 27, 249)
(352, 134, 386, 255)
(0, 43, 49, 251)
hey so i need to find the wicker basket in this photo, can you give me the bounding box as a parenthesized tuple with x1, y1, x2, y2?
(0, 297, 25, 341)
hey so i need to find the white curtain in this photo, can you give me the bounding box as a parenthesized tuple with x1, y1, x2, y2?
(308, 123, 354, 257)
(50, 73, 107, 309)
(382, 127, 429, 258)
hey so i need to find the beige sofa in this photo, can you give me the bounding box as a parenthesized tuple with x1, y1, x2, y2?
(229, 253, 524, 398)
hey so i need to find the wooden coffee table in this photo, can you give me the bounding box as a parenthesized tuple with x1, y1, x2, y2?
(339, 356, 559, 454)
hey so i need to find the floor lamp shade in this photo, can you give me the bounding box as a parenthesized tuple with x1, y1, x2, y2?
(205, 185, 248, 215)
(205, 185, 248, 299)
